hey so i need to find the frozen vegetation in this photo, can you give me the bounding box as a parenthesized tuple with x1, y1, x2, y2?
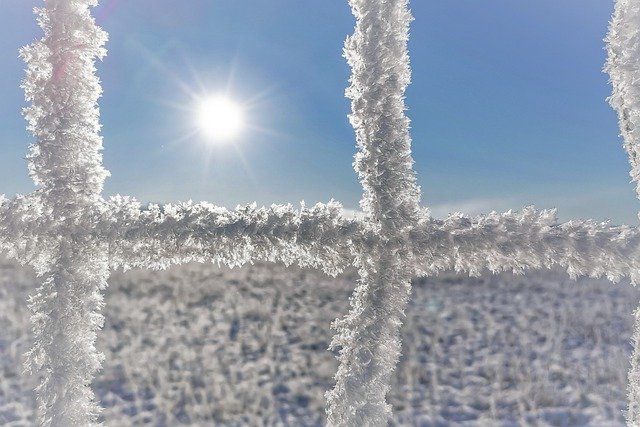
(1, 260, 636, 426)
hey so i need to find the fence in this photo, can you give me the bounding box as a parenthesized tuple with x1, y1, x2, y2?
(3, 0, 640, 425)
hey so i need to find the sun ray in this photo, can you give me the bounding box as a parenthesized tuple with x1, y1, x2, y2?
(127, 38, 198, 98)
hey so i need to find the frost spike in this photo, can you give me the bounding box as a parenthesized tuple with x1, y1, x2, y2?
(23, 0, 109, 205)
(606, 1, 640, 424)
(325, 0, 422, 425)
(606, 0, 640, 200)
(21, 0, 110, 425)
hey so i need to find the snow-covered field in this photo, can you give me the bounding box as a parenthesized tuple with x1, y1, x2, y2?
(0, 258, 637, 426)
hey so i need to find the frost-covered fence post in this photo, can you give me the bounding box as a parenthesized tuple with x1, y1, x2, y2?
(325, 0, 422, 425)
(606, 0, 640, 423)
(21, 0, 110, 425)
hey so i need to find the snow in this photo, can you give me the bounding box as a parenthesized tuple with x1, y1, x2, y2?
(0, 260, 636, 425)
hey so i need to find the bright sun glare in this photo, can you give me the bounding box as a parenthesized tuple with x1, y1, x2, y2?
(196, 96, 244, 142)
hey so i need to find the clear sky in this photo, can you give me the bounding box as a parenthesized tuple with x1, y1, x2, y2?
(1, 0, 638, 224)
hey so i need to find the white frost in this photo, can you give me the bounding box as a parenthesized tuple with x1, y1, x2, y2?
(606, 1, 640, 424)
(325, 0, 422, 425)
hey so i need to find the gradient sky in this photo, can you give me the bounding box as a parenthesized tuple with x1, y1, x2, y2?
(1, 0, 638, 224)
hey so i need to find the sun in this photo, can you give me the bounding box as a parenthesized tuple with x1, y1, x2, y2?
(196, 96, 244, 142)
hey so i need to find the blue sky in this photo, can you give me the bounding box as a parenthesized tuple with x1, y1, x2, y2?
(1, 1, 637, 224)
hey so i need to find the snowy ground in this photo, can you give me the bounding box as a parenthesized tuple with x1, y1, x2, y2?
(0, 259, 637, 426)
